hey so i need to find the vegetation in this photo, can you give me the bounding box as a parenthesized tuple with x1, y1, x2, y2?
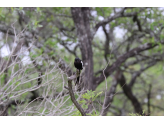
(0, 7, 164, 116)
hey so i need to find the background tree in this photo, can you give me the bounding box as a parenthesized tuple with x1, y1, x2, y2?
(0, 7, 164, 116)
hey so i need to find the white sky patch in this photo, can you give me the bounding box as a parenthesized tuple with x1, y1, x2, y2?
(94, 26, 105, 41)
(115, 8, 122, 13)
(156, 94, 161, 100)
(95, 24, 126, 40)
(21, 56, 32, 66)
(0, 44, 10, 57)
(114, 27, 126, 39)
(57, 43, 64, 49)
(144, 98, 148, 103)
(23, 49, 29, 56)
(61, 36, 67, 40)
(98, 16, 104, 21)
(110, 12, 115, 16)
(105, 24, 110, 32)
(158, 7, 164, 15)
(67, 42, 78, 49)
(91, 10, 97, 17)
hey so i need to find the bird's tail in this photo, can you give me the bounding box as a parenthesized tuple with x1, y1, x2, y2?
(75, 69, 81, 86)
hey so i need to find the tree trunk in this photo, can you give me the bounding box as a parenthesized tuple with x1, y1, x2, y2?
(71, 7, 94, 90)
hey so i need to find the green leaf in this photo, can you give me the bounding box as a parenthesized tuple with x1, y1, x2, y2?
(11, 7, 14, 12)
(150, 23, 154, 30)
(93, 91, 103, 101)
(19, 7, 23, 10)
(151, 37, 155, 46)
(79, 100, 86, 104)
(48, 51, 54, 56)
(37, 7, 40, 12)
(34, 21, 38, 26)
(1, 14, 5, 18)
(64, 56, 69, 62)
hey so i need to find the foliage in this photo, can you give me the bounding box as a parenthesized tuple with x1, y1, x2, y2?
(129, 110, 146, 116)
(74, 90, 102, 116)
(0, 7, 164, 116)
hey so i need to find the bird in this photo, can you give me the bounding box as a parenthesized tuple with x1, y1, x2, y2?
(74, 57, 83, 85)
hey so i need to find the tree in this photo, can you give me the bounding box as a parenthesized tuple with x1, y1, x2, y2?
(0, 7, 164, 116)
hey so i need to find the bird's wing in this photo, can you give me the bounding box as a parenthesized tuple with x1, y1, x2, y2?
(81, 61, 83, 69)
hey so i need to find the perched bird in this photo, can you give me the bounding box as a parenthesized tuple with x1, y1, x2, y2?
(74, 57, 83, 85)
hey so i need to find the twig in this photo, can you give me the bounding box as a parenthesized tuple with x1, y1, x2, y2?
(64, 86, 69, 90)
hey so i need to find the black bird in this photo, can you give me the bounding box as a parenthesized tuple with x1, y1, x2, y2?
(74, 57, 83, 85)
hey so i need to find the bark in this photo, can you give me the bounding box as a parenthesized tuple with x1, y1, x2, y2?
(102, 25, 110, 62)
(71, 7, 94, 90)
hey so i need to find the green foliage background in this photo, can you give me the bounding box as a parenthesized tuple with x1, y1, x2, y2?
(0, 7, 164, 116)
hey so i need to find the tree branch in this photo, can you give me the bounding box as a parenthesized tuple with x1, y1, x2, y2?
(94, 42, 158, 88)
(147, 84, 152, 115)
(101, 74, 118, 116)
(118, 72, 144, 115)
(93, 8, 147, 36)
(129, 61, 157, 87)
(67, 71, 86, 116)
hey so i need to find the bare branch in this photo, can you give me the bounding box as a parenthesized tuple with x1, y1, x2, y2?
(67, 71, 86, 116)
(101, 76, 118, 116)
